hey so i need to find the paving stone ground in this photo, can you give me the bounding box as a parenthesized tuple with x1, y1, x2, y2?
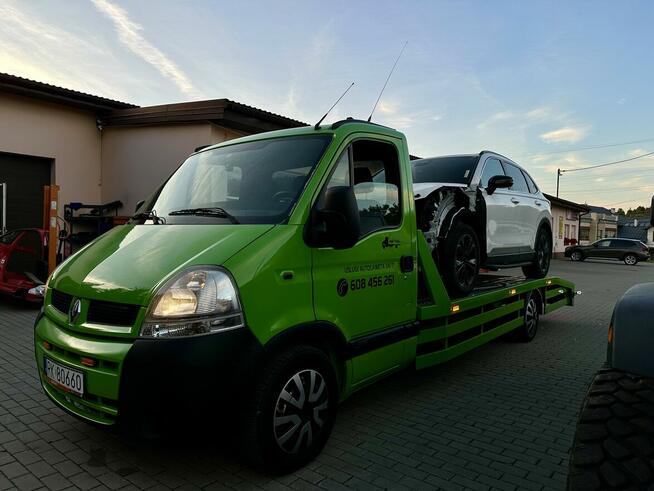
(1, 259, 653, 490)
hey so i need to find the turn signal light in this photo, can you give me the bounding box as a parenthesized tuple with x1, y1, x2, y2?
(608, 324, 614, 343)
(42, 341, 52, 350)
(80, 357, 96, 367)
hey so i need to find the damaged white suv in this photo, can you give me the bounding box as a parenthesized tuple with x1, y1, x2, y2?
(413, 152, 552, 298)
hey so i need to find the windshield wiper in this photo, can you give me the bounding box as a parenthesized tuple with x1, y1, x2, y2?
(168, 207, 239, 224)
(131, 210, 166, 225)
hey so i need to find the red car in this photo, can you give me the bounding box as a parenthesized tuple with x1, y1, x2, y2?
(0, 228, 48, 302)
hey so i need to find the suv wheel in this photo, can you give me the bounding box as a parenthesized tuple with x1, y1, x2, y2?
(439, 222, 480, 298)
(522, 227, 551, 278)
(624, 254, 638, 266)
(571, 251, 584, 262)
(239, 345, 338, 473)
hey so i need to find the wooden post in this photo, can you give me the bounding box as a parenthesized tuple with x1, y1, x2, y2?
(45, 185, 59, 274)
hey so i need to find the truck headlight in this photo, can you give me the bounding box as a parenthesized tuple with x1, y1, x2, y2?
(140, 267, 245, 338)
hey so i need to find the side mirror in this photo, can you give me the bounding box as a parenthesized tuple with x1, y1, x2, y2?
(135, 200, 145, 213)
(487, 175, 513, 195)
(308, 186, 360, 249)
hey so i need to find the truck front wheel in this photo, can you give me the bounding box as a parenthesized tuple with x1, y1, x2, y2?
(240, 345, 338, 473)
(568, 368, 654, 490)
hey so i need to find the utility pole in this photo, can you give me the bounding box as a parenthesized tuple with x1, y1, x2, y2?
(556, 168, 561, 198)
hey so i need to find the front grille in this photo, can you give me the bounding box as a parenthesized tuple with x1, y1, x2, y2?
(51, 290, 72, 314)
(87, 300, 140, 326)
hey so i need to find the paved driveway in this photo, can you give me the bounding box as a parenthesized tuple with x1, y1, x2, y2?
(1, 260, 653, 490)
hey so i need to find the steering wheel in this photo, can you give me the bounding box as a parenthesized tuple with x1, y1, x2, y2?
(272, 191, 295, 203)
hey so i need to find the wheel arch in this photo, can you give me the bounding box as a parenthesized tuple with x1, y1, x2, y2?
(263, 321, 348, 387)
(607, 282, 654, 378)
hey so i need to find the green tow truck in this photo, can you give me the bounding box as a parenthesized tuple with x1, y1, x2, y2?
(34, 119, 575, 471)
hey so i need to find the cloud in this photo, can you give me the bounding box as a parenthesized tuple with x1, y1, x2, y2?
(539, 126, 589, 144)
(91, 0, 200, 99)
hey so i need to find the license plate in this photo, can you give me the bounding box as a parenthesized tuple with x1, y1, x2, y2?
(44, 358, 84, 396)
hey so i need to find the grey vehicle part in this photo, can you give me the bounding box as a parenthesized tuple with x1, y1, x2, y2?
(420, 186, 477, 252)
(607, 282, 654, 378)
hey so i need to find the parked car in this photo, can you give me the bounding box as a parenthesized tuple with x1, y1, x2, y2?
(0, 228, 48, 301)
(565, 238, 650, 265)
(412, 151, 552, 297)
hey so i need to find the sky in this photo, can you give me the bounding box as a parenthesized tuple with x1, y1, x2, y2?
(1, 0, 653, 211)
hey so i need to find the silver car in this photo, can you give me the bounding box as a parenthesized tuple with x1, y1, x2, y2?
(412, 151, 552, 297)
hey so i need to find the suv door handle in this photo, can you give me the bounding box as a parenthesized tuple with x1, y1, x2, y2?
(534, 200, 542, 206)
(511, 198, 520, 204)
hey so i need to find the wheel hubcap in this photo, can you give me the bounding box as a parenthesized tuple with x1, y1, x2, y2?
(626, 256, 636, 265)
(274, 369, 329, 454)
(455, 234, 477, 289)
(525, 298, 538, 337)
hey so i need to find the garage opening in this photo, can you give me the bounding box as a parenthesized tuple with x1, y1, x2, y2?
(0, 152, 52, 230)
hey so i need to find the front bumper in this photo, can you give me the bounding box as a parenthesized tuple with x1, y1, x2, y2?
(35, 314, 264, 426)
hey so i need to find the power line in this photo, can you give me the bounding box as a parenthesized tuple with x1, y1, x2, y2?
(562, 185, 654, 194)
(525, 137, 654, 158)
(560, 151, 654, 173)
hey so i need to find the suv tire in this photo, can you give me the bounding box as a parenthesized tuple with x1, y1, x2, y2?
(523, 227, 551, 279)
(624, 254, 638, 266)
(439, 222, 480, 298)
(513, 292, 540, 342)
(240, 345, 338, 474)
(568, 367, 654, 490)
(571, 251, 584, 262)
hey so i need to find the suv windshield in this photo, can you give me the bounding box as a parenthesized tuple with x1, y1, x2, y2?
(411, 156, 479, 185)
(145, 135, 332, 224)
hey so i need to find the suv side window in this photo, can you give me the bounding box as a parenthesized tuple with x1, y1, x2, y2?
(503, 162, 530, 193)
(480, 158, 505, 188)
(324, 140, 402, 236)
(522, 170, 539, 194)
(597, 240, 611, 248)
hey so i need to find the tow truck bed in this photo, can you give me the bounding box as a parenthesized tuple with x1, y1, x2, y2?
(414, 234, 575, 369)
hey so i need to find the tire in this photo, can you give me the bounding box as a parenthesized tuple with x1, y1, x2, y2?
(624, 254, 638, 266)
(438, 222, 480, 298)
(514, 292, 540, 342)
(570, 251, 584, 262)
(239, 345, 338, 474)
(522, 227, 551, 278)
(568, 367, 654, 490)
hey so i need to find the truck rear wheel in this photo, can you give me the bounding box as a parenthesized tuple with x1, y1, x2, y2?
(240, 345, 338, 474)
(513, 292, 539, 342)
(568, 368, 654, 490)
(439, 222, 480, 298)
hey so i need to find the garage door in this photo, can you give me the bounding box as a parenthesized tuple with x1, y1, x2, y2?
(0, 152, 52, 230)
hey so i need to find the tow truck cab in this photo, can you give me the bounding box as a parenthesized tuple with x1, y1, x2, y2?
(34, 120, 575, 471)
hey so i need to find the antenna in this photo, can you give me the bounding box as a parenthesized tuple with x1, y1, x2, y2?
(367, 41, 408, 122)
(314, 82, 355, 130)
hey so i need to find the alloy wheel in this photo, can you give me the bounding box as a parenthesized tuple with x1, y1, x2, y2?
(625, 255, 637, 265)
(454, 233, 478, 290)
(537, 232, 550, 272)
(525, 297, 539, 338)
(273, 369, 329, 455)
(571, 251, 581, 261)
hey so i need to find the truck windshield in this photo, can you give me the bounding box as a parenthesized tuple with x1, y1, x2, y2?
(146, 135, 332, 224)
(411, 156, 478, 185)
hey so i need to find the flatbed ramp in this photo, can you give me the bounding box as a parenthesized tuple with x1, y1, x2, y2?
(414, 234, 575, 370)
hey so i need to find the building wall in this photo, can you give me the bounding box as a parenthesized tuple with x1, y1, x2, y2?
(0, 92, 102, 212)
(101, 123, 243, 213)
(579, 212, 617, 245)
(550, 204, 581, 256)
